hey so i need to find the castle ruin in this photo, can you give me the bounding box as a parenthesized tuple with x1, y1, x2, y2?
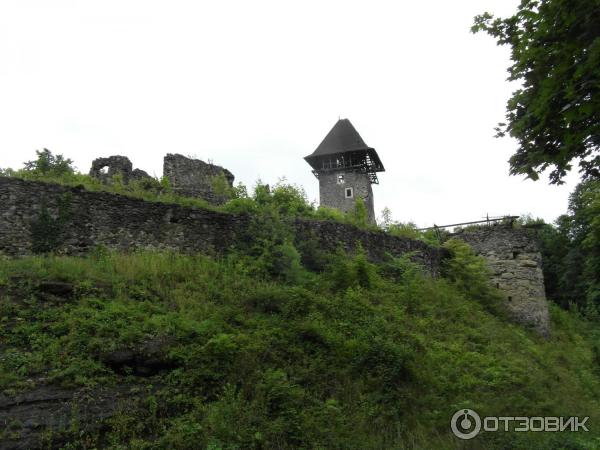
(453, 225, 550, 336)
(0, 121, 552, 336)
(89, 155, 151, 185)
(89, 153, 235, 205)
(163, 153, 234, 205)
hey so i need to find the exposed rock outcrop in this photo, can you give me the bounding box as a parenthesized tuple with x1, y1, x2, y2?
(100, 337, 178, 376)
(0, 384, 156, 450)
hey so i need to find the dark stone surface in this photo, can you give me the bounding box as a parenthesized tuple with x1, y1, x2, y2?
(35, 281, 74, 301)
(0, 384, 155, 450)
(451, 225, 550, 336)
(294, 218, 447, 275)
(163, 153, 235, 205)
(89, 155, 133, 184)
(89, 156, 152, 185)
(0, 176, 248, 257)
(130, 168, 151, 181)
(317, 170, 376, 224)
(0, 177, 444, 276)
(100, 337, 178, 376)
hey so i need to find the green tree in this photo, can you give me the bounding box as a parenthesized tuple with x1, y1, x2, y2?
(535, 180, 600, 312)
(379, 207, 393, 230)
(472, 0, 600, 184)
(561, 179, 600, 309)
(23, 148, 75, 177)
(350, 197, 369, 228)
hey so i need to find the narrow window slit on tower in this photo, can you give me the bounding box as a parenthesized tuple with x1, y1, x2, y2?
(345, 187, 353, 198)
(337, 174, 345, 184)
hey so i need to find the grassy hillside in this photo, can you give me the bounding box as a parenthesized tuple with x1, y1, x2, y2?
(1, 246, 599, 449)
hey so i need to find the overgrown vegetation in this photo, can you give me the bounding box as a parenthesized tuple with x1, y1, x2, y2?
(523, 179, 600, 316)
(1, 247, 600, 449)
(0, 149, 380, 231)
(2, 150, 600, 448)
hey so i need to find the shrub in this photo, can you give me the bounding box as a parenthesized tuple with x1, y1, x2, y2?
(387, 222, 420, 239)
(348, 197, 369, 228)
(324, 248, 378, 291)
(442, 238, 502, 309)
(23, 149, 75, 178)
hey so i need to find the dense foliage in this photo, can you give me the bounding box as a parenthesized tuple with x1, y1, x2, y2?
(1, 247, 599, 448)
(533, 179, 600, 313)
(473, 0, 600, 184)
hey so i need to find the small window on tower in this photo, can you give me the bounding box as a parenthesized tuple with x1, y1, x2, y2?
(337, 174, 345, 184)
(345, 187, 353, 198)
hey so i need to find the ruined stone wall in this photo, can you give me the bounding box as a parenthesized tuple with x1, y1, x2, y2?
(163, 154, 234, 205)
(318, 170, 375, 224)
(89, 155, 150, 185)
(452, 226, 550, 336)
(294, 218, 446, 275)
(0, 177, 444, 274)
(0, 177, 247, 257)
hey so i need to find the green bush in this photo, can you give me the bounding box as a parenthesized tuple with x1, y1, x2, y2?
(324, 248, 378, 291)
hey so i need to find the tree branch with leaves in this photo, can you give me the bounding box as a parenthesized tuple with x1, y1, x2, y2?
(473, 0, 600, 184)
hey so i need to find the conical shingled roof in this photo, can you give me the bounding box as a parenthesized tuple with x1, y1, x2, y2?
(304, 119, 384, 174)
(306, 119, 371, 158)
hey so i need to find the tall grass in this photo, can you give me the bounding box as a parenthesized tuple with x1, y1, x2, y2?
(1, 249, 599, 448)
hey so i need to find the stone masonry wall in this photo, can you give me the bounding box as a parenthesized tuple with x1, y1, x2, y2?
(0, 177, 444, 275)
(0, 177, 247, 257)
(452, 226, 550, 336)
(318, 171, 375, 224)
(163, 154, 235, 205)
(294, 218, 445, 276)
(89, 155, 151, 185)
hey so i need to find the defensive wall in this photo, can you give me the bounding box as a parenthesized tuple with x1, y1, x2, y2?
(0, 177, 444, 274)
(452, 226, 550, 336)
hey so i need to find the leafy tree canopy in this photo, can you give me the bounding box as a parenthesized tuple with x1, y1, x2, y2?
(473, 0, 600, 184)
(532, 179, 600, 311)
(23, 148, 75, 177)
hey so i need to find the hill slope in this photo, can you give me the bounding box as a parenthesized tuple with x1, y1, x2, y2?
(1, 247, 600, 449)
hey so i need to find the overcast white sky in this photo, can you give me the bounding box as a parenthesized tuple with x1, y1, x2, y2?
(0, 0, 581, 227)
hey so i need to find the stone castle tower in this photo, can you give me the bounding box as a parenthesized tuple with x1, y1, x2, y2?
(305, 119, 385, 223)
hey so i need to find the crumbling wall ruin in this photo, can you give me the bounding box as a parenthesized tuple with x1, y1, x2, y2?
(452, 226, 550, 336)
(163, 153, 234, 205)
(0, 177, 445, 275)
(0, 175, 552, 336)
(89, 155, 150, 185)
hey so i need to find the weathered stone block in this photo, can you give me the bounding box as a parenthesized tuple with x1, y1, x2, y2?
(452, 226, 550, 337)
(163, 153, 234, 205)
